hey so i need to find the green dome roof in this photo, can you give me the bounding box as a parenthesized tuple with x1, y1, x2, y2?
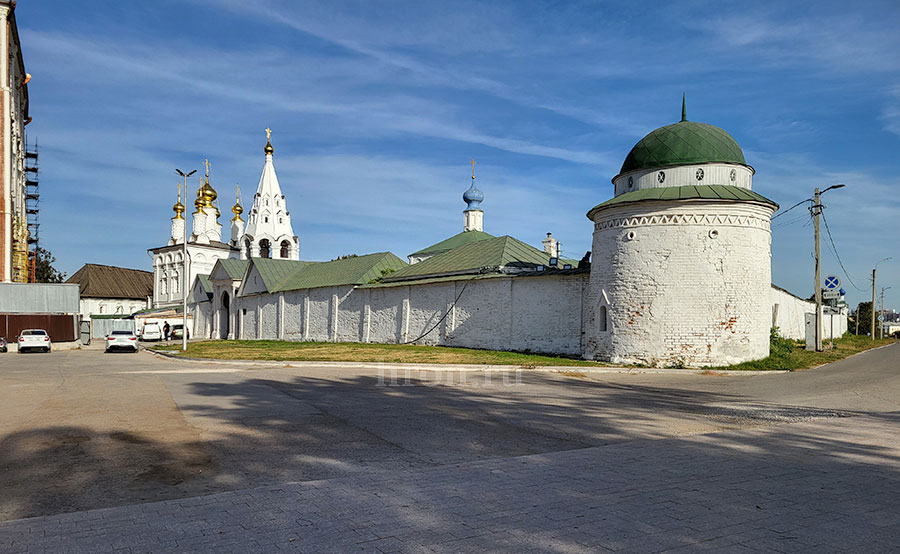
(618, 120, 747, 175)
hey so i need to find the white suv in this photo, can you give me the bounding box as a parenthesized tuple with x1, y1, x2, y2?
(18, 329, 51, 353)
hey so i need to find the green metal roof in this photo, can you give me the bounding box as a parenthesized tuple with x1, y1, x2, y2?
(197, 274, 213, 297)
(251, 259, 319, 291)
(384, 235, 576, 283)
(588, 185, 778, 215)
(216, 258, 251, 280)
(410, 230, 495, 257)
(267, 252, 407, 292)
(619, 121, 746, 175)
(362, 266, 587, 289)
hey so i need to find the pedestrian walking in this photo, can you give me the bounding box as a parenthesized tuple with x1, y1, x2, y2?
(163, 321, 170, 341)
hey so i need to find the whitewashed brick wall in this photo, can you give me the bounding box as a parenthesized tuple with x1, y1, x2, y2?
(771, 286, 848, 340)
(231, 274, 589, 355)
(586, 201, 776, 367)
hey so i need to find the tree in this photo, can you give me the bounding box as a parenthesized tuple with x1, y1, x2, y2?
(32, 246, 66, 283)
(852, 302, 873, 335)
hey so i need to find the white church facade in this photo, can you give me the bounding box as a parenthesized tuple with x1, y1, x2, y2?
(149, 130, 299, 308)
(157, 108, 845, 367)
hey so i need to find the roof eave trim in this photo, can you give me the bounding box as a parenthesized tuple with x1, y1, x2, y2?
(587, 196, 779, 221)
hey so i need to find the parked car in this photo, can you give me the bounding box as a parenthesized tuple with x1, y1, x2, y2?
(140, 323, 162, 341)
(18, 329, 51, 353)
(106, 330, 139, 353)
(170, 324, 190, 340)
(0, 337, 6, 353)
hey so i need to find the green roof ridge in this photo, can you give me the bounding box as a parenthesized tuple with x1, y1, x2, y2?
(410, 229, 495, 257)
(385, 235, 576, 283)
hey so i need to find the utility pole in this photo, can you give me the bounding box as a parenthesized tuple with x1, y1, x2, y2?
(872, 268, 877, 340)
(808, 184, 845, 351)
(813, 188, 823, 351)
(881, 287, 892, 339)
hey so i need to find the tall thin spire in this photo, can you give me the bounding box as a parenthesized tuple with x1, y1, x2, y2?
(681, 92, 687, 122)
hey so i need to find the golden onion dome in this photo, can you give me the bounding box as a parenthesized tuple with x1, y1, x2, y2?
(231, 201, 243, 221)
(200, 180, 217, 206)
(194, 193, 205, 211)
(173, 200, 185, 219)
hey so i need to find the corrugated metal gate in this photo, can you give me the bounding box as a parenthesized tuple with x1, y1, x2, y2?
(91, 318, 136, 339)
(0, 314, 79, 342)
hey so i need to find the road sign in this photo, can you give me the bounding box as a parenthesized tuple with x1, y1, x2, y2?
(822, 290, 840, 300)
(824, 275, 840, 289)
(823, 306, 842, 315)
(879, 315, 884, 321)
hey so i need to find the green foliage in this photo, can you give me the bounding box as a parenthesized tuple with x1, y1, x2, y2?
(330, 254, 359, 261)
(33, 246, 66, 283)
(852, 302, 874, 335)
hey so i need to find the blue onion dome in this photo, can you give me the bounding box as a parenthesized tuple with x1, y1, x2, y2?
(463, 180, 484, 210)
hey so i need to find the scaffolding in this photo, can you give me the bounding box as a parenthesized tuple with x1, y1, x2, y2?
(25, 140, 38, 282)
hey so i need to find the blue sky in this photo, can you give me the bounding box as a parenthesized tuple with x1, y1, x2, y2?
(17, 0, 900, 309)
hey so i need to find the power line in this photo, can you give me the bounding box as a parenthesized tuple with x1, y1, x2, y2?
(771, 197, 812, 220)
(821, 210, 867, 292)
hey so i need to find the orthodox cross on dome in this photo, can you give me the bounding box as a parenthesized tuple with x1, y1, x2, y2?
(470, 158, 476, 180)
(203, 158, 211, 177)
(177, 182, 182, 202)
(264, 127, 274, 155)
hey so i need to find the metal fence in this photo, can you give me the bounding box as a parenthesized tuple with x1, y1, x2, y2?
(0, 314, 79, 342)
(90, 317, 137, 339)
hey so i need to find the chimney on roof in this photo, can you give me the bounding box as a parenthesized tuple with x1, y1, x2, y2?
(542, 232, 559, 258)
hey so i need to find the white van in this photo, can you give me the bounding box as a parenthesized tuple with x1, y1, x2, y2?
(140, 323, 162, 341)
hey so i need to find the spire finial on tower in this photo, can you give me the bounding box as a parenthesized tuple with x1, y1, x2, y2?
(231, 183, 243, 221)
(470, 157, 476, 180)
(203, 158, 211, 178)
(681, 92, 687, 122)
(264, 127, 274, 155)
(173, 182, 185, 219)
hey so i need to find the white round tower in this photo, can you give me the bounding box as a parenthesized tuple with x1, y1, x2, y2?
(586, 100, 778, 367)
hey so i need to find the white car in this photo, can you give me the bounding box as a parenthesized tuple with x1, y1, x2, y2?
(18, 329, 51, 353)
(140, 323, 162, 341)
(106, 330, 139, 353)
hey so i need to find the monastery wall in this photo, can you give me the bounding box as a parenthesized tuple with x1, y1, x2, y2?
(771, 286, 848, 341)
(231, 274, 589, 356)
(587, 201, 775, 367)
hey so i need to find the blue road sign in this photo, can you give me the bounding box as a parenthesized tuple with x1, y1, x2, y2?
(824, 275, 840, 289)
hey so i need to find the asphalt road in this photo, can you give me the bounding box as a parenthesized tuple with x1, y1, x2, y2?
(0, 341, 897, 522)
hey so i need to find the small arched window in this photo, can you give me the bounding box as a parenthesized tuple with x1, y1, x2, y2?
(244, 239, 251, 257)
(280, 240, 290, 259)
(161, 274, 168, 294)
(599, 306, 608, 333)
(259, 239, 271, 258)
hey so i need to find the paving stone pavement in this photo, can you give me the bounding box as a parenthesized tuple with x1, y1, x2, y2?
(2, 413, 899, 553)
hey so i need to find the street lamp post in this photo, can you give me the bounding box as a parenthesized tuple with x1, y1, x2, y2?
(873, 257, 892, 341)
(175, 168, 196, 352)
(811, 184, 844, 351)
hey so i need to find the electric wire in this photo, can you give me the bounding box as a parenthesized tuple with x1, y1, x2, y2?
(821, 210, 868, 292)
(399, 270, 482, 344)
(771, 197, 812, 220)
